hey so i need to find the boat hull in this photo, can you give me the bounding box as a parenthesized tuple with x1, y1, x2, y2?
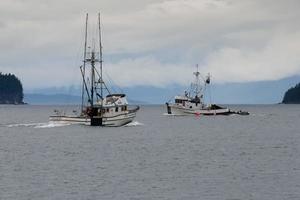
(49, 112, 137, 127)
(167, 104, 230, 116)
(49, 115, 90, 125)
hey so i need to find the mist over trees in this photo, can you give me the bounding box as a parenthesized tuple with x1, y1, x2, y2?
(282, 83, 300, 104)
(0, 73, 24, 104)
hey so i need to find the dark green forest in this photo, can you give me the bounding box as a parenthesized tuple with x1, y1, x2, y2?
(0, 73, 24, 104)
(282, 83, 300, 104)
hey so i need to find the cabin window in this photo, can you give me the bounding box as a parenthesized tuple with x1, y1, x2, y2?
(115, 107, 119, 112)
(175, 99, 187, 104)
(106, 108, 109, 113)
(175, 99, 182, 104)
(121, 106, 127, 111)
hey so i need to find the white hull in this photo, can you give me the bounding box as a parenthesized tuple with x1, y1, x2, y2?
(103, 112, 137, 127)
(49, 112, 137, 127)
(168, 104, 230, 116)
(50, 16, 140, 127)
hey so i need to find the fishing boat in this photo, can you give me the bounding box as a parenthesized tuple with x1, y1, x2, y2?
(50, 13, 139, 126)
(166, 65, 245, 116)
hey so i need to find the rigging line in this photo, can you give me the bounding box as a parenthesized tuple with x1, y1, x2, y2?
(166, 85, 187, 103)
(65, 17, 87, 111)
(75, 23, 86, 111)
(95, 69, 119, 107)
(106, 70, 124, 93)
(103, 70, 118, 93)
(209, 79, 212, 105)
(81, 13, 88, 112)
(166, 94, 175, 103)
(93, 67, 112, 95)
(58, 14, 87, 114)
(80, 66, 91, 102)
(98, 12, 103, 106)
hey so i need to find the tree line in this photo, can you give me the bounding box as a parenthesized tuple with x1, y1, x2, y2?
(0, 73, 24, 104)
(282, 83, 300, 104)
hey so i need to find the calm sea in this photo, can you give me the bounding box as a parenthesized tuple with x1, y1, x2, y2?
(0, 104, 299, 200)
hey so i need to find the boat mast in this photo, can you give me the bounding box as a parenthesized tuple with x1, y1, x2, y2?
(98, 12, 103, 107)
(81, 13, 88, 112)
(90, 51, 95, 107)
(193, 64, 201, 96)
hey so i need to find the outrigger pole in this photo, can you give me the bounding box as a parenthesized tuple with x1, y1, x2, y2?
(98, 12, 103, 107)
(90, 51, 95, 107)
(81, 13, 88, 112)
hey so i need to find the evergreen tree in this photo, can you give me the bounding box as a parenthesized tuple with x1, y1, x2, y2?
(282, 83, 300, 104)
(0, 73, 24, 104)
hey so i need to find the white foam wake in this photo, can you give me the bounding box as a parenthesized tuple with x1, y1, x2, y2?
(124, 121, 144, 127)
(6, 123, 44, 128)
(34, 122, 71, 128)
(163, 113, 176, 116)
(5, 122, 71, 128)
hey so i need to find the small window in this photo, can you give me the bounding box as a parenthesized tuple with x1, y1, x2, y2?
(106, 108, 109, 113)
(115, 107, 119, 112)
(124, 106, 127, 111)
(175, 99, 183, 104)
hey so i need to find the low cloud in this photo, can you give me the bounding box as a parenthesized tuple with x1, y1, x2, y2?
(0, 0, 300, 89)
(202, 31, 300, 83)
(104, 56, 191, 87)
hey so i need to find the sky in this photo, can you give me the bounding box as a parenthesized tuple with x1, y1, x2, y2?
(0, 0, 300, 97)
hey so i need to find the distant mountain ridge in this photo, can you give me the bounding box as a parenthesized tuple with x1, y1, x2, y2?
(282, 83, 300, 104)
(24, 93, 147, 105)
(24, 93, 81, 105)
(24, 75, 300, 104)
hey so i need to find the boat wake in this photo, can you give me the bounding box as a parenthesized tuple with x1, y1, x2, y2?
(124, 121, 144, 127)
(163, 113, 177, 116)
(5, 122, 71, 128)
(34, 122, 71, 128)
(4, 121, 142, 128)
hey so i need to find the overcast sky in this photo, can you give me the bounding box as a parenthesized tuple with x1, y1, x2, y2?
(0, 0, 300, 90)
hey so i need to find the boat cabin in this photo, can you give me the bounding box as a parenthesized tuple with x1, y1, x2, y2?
(174, 95, 189, 105)
(97, 93, 129, 107)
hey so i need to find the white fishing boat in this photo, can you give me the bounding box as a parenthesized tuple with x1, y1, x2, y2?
(50, 13, 139, 126)
(166, 65, 233, 116)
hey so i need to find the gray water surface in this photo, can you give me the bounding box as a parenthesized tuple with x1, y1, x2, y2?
(0, 104, 299, 200)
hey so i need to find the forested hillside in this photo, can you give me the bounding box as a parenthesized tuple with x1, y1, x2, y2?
(282, 83, 300, 104)
(0, 73, 24, 104)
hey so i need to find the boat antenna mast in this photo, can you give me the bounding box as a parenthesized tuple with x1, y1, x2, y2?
(80, 13, 99, 109)
(80, 13, 113, 110)
(98, 12, 104, 107)
(95, 12, 114, 106)
(193, 64, 202, 97)
(81, 13, 89, 112)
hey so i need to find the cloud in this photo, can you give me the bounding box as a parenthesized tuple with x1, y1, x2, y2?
(202, 31, 300, 83)
(104, 56, 192, 87)
(0, 0, 300, 89)
(0, 64, 81, 89)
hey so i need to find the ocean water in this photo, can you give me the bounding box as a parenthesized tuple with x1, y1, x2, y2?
(0, 104, 299, 200)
